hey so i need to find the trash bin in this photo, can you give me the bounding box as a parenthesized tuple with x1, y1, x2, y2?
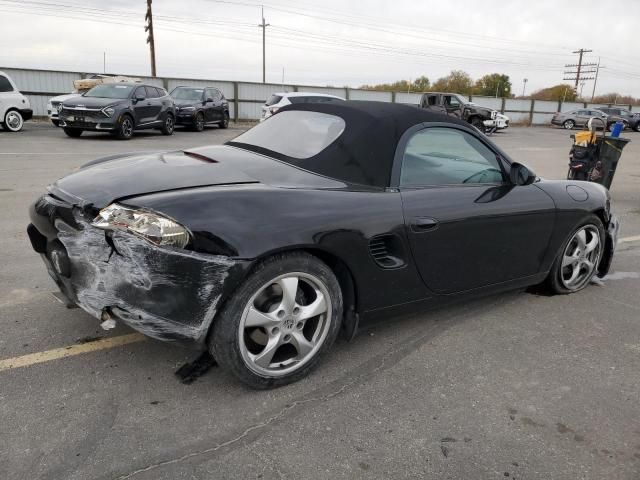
(589, 137, 630, 189)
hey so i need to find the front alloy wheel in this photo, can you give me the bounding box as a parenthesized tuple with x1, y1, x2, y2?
(210, 252, 343, 388)
(161, 114, 174, 135)
(3, 110, 24, 132)
(559, 225, 601, 291)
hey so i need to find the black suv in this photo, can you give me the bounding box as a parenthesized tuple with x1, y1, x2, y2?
(596, 107, 640, 132)
(170, 86, 230, 131)
(59, 83, 176, 139)
(420, 92, 498, 132)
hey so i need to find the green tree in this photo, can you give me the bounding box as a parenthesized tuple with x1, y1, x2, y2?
(431, 70, 473, 95)
(360, 75, 430, 92)
(474, 73, 511, 97)
(531, 84, 577, 102)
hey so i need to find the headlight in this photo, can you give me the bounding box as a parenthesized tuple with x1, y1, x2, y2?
(180, 106, 195, 112)
(92, 204, 191, 249)
(47, 102, 52, 110)
(102, 106, 116, 117)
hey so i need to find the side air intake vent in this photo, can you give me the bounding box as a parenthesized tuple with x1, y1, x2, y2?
(368, 234, 406, 269)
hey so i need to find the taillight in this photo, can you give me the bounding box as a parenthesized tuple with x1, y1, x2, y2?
(269, 107, 279, 115)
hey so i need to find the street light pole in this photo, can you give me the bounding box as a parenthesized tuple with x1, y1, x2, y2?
(258, 6, 270, 83)
(522, 78, 528, 97)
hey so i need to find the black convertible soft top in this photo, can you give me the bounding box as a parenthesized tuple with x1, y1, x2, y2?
(272, 100, 471, 188)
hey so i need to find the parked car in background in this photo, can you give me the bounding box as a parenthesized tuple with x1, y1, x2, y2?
(261, 92, 344, 121)
(59, 83, 176, 140)
(420, 92, 498, 132)
(170, 86, 229, 131)
(48, 91, 82, 127)
(551, 109, 614, 130)
(597, 106, 640, 132)
(0, 70, 33, 132)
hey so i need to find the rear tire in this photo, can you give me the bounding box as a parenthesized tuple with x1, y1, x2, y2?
(116, 115, 134, 140)
(51, 119, 60, 127)
(219, 112, 229, 129)
(210, 252, 343, 389)
(563, 120, 575, 130)
(161, 114, 175, 135)
(545, 215, 604, 294)
(63, 127, 83, 138)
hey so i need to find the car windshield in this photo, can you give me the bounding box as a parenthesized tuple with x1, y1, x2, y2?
(171, 88, 204, 101)
(229, 110, 345, 159)
(84, 84, 134, 99)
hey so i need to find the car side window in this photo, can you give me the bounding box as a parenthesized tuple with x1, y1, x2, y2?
(155, 87, 167, 97)
(0, 75, 14, 92)
(400, 127, 505, 187)
(443, 95, 460, 107)
(145, 86, 159, 98)
(134, 86, 146, 99)
(212, 89, 222, 101)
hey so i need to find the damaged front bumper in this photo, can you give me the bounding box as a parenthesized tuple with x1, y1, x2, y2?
(28, 193, 249, 347)
(598, 213, 620, 278)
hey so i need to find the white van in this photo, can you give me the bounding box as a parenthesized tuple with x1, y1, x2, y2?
(0, 71, 32, 132)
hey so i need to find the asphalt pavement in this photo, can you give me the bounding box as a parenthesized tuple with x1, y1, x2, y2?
(1, 122, 639, 480)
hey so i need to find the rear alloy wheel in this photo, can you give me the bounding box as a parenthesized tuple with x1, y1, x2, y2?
(220, 112, 229, 129)
(116, 115, 134, 140)
(161, 114, 175, 135)
(193, 112, 204, 132)
(563, 119, 575, 130)
(2, 110, 24, 132)
(211, 252, 342, 389)
(63, 127, 83, 138)
(546, 216, 604, 294)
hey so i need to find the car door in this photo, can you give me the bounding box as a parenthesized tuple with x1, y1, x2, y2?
(441, 94, 463, 118)
(574, 109, 592, 127)
(132, 86, 151, 125)
(145, 86, 163, 124)
(208, 88, 224, 122)
(398, 125, 556, 294)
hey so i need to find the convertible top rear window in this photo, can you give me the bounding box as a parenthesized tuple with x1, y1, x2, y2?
(230, 111, 345, 159)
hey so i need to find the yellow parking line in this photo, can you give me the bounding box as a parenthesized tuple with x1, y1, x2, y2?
(0, 333, 146, 372)
(619, 235, 640, 244)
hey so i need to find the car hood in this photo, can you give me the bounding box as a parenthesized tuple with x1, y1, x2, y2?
(50, 93, 81, 103)
(62, 96, 127, 108)
(49, 146, 345, 209)
(174, 101, 199, 108)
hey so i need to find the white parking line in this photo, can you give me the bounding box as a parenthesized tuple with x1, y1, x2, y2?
(620, 235, 640, 244)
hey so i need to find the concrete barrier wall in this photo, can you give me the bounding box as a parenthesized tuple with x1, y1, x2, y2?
(3, 67, 637, 124)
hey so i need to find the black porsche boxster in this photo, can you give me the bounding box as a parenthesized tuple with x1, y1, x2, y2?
(28, 101, 619, 388)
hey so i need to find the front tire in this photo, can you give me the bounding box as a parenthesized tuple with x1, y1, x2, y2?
(51, 119, 60, 127)
(219, 112, 229, 129)
(116, 115, 134, 140)
(210, 252, 343, 389)
(63, 127, 83, 138)
(161, 114, 175, 135)
(193, 112, 204, 132)
(470, 116, 485, 132)
(545, 215, 604, 294)
(2, 110, 24, 132)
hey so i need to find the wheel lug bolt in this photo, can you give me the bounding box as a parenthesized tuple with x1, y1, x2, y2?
(272, 327, 279, 335)
(277, 310, 285, 318)
(283, 334, 291, 342)
(293, 307, 300, 315)
(296, 322, 303, 329)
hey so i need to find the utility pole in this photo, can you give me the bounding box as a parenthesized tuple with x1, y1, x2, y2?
(522, 78, 528, 97)
(495, 81, 500, 98)
(563, 48, 596, 96)
(591, 57, 605, 102)
(103, 51, 106, 73)
(145, 0, 157, 77)
(258, 6, 270, 83)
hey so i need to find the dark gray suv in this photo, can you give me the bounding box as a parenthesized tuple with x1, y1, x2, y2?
(59, 83, 176, 139)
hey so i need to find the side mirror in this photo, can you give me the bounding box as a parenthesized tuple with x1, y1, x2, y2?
(205, 97, 214, 103)
(134, 96, 145, 103)
(509, 162, 536, 186)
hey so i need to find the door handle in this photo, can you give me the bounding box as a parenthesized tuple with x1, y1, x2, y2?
(411, 217, 439, 232)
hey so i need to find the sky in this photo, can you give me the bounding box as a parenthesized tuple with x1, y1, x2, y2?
(1, 0, 640, 97)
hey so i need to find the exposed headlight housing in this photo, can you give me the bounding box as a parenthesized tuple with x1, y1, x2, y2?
(92, 204, 191, 249)
(57, 103, 63, 113)
(102, 106, 116, 117)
